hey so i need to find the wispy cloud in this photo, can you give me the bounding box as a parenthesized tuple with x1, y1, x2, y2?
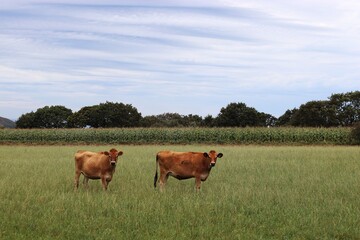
(1, 0, 359, 119)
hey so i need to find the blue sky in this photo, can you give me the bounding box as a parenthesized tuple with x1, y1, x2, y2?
(1, 0, 359, 120)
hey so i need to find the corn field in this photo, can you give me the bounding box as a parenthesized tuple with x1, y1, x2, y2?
(0, 127, 352, 145)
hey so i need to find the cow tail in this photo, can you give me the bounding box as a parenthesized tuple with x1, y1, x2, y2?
(154, 154, 159, 188)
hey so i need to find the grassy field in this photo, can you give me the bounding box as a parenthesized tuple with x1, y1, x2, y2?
(1, 145, 360, 239)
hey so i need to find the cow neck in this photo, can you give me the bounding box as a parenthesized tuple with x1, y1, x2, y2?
(104, 164, 116, 173)
(202, 156, 212, 171)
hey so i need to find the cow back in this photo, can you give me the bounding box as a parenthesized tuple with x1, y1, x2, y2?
(157, 151, 209, 178)
(75, 151, 110, 178)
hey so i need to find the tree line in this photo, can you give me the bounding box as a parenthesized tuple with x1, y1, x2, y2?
(15, 91, 360, 128)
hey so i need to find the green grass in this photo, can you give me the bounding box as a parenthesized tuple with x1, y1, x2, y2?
(1, 145, 360, 239)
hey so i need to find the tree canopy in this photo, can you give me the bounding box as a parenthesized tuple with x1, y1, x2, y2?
(277, 91, 360, 127)
(14, 91, 360, 128)
(67, 102, 141, 128)
(16, 106, 72, 128)
(216, 102, 271, 127)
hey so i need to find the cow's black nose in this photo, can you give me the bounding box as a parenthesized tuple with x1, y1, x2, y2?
(111, 162, 116, 166)
(210, 163, 216, 167)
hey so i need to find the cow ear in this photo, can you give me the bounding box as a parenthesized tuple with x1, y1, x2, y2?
(217, 153, 223, 158)
(103, 151, 109, 156)
(118, 151, 123, 156)
(203, 152, 209, 158)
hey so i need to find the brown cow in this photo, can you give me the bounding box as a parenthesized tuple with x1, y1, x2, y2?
(154, 150, 223, 191)
(74, 148, 123, 191)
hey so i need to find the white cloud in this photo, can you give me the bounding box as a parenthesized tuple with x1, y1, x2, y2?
(0, 0, 359, 119)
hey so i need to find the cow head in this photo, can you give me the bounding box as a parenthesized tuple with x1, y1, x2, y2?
(203, 150, 223, 167)
(103, 148, 123, 166)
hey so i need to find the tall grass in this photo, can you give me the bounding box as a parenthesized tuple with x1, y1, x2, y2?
(0, 127, 352, 145)
(1, 145, 360, 239)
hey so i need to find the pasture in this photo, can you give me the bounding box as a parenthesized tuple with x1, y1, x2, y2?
(1, 145, 360, 239)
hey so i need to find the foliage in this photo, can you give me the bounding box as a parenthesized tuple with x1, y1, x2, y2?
(68, 102, 142, 128)
(16, 105, 72, 128)
(276, 108, 298, 126)
(290, 101, 337, 127)
(141, 113, 204, 127)
(279, 91, 360, 127)
(216, 102, 274, 127)
(329, 91, 360, 126)
(67, 106, 97, 128)
(203, 115, 216, 127)
(258, 112, 277, 127)
(0, 127, 351, 145)
(145, 113, 185, 127)
(13, 91, 360, 129)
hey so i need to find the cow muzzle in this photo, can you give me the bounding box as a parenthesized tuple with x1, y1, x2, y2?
(210, 162, 216, 167)
(110, 161, 116, 166)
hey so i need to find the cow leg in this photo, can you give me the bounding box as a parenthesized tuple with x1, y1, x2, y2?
(83, 176, 89, 188)
(195, 176, 201, 191)
(74, 170, 81, 191)
(159, 170, 169, 192)
(101, 177, 108, 191)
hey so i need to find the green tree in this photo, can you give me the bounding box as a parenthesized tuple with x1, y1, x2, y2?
(257, 112, 277, 127)
(140, 113, 204, 127)
(140, 115, 159, 127)
(68, 102, 141, 128)
(290, 101, 337, 127)
(183, 114, 203, 127)
(98, 102, 141, 127)
(203, 115, 215, 127)
(154, 113, 183, 127)
(16, 112, 36, 128)
(276, 108, 298, 126)
(67, 106, 99, 128)
(215, 102, 273, 127)
(329, 91, 360, 126)
(16, 106, 72, 128)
